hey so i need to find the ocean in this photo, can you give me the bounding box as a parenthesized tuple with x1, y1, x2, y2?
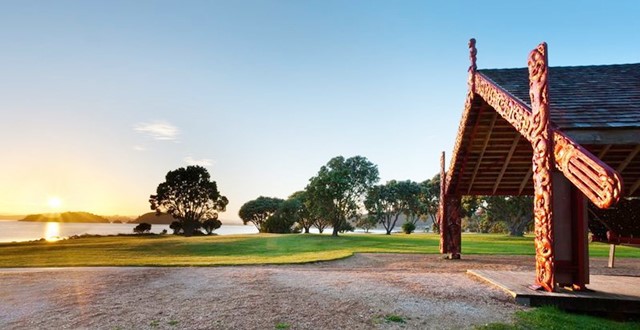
(0, 220, 259, 243)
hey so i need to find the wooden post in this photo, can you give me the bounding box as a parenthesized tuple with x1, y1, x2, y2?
(446, 195, 461, 259)
(528, 42, 555, 292)
(608, 244, 616, 268)
(439, 152, 448, 254)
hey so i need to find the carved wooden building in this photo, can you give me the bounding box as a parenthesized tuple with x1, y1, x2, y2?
(438, 39, 640, 292)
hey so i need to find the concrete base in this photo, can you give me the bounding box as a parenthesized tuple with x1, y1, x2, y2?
(468, 270, 640, 315)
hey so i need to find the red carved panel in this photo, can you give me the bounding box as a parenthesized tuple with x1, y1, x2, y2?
(474, 74, 533, 140)
(528, 43, 555, 292)
(446, 195, 461, 259)
(474, 66, 622, 210)
(553, 131, 623, 208)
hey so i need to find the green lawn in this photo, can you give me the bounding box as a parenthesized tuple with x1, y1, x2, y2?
(0, 232, 638, 267)
(480, 306, 640, 329)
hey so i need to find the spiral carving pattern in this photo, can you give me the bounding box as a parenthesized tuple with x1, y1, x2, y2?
(528, 43, 555, 292)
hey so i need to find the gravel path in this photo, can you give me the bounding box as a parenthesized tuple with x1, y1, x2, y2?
(1, 254, 638, 329)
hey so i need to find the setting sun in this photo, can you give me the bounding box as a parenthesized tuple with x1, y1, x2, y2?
(47, 197, 62, 209)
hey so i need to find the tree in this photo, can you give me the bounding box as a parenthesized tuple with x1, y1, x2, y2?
(169, 220, 183, 235)
(261, 199, 302, 233)
(354, 215, 378, 233)
(365, 180, 421, 235)
(419, 175, 441, 232)
(482, 196, 533, 236)
(287, 191, 314, 233)
(202, 218, 222, 235)
(149, 166, 229, 237)
(460, 195, 482, 232)
(133, 222, 151, 234)
(306, 156, 379, 236)
(238, 196, 284, 232)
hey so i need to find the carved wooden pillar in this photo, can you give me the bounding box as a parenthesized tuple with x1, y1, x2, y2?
(445, 195, 461, 259)
(438, 152, 448, 254)
(468, 38, 477, 92)
(528, 43, 555, 292)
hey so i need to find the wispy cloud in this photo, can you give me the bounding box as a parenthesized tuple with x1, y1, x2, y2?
(132, 145, 146, 151)
(134, 121, 179, 141)
(184, 156, 214, 167)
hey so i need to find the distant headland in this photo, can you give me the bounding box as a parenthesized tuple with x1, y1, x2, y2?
(20, 212, 110, 223)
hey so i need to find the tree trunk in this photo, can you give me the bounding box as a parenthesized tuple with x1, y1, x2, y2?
(332, 227, 339, 236)
(386, 230, 391, 235)
(304, 227, 310, 234)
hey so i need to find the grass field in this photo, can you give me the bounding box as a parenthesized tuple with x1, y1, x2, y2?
(480, 306, 640, 330)
(0, 232, 638, 267)
(2, 233, 639, 328)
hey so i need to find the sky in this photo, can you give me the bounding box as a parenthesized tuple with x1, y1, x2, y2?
(1, 1, 639, 222)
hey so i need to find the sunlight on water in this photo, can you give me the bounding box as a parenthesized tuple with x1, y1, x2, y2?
(44, 222, 61, 242)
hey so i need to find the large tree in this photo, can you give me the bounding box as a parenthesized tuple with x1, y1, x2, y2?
(306, 156, 379, 236)
(238, 196, 284, 232)
(365, 180, 421, 235)
(419, 175, 441, 232)
(149, 166, 228, 236)
(287, 191, 314, 234)
(482, 195, 533, 236)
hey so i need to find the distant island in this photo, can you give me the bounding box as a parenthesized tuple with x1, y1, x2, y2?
(20, 212, 110, 223)
(132, 212, 176, 224)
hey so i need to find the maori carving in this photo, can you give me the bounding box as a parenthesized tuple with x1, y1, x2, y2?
(468, 38, 477, 92)
(528, 42, 555, 292)
(474, 74, 533, 140)
(446, 195, 462, 259)
(554, 131, 623, 209)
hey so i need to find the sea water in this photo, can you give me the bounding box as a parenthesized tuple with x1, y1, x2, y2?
(0, 220, 259, 243)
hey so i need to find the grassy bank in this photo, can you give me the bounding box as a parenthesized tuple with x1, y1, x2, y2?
(480, 306, 640, 329)
(0, 233, 638, 267)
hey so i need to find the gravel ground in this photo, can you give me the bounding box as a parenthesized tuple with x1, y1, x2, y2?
(1, 254, 638, 329)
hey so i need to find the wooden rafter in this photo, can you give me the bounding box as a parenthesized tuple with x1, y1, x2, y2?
(493, 135, 521, 194)
(630, 179, 640, 195)
(616, 145, 640, 173)
(598, 144, 612, 159)
(455, 105, 485, 194)
(519, 158, 533, 195)
(468, 111, 498, 194)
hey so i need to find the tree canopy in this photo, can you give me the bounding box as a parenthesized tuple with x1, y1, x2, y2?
(365, 180, 421, 235)
(306, 155, 379, 236)
(238, 196, 284, 232)
(482, 195, 533, 236)
(149, 166, 228, 236)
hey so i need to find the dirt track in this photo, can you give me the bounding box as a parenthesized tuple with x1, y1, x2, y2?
(1, 254, 638, 329)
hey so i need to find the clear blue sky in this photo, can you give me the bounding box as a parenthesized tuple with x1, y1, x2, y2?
(1, 1, 638, 221)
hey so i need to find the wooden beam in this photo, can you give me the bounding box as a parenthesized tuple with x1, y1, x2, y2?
(597, 144, 612, 159)
(616, 145, 640, 173)
(519, 167, 533, 195)
(564, 129, 640, 145)
(468, 111, 498, 194)
(493, 135, 521, 194)
(630, 178, 640, 195)
(455, 104, 485, 195)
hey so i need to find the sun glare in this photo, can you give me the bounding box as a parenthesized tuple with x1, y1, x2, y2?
(44, 222, 61, 242)
(47, 197, 62, 209)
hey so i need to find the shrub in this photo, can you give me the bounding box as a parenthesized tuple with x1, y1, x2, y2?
(202, 218, 222, 234)
(133, 222, 151, 234)
(401, 222, 416, 234)
(169, 221, 182, 235)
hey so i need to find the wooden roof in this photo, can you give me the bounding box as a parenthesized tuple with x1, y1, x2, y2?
(447, 63, 640, 199)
